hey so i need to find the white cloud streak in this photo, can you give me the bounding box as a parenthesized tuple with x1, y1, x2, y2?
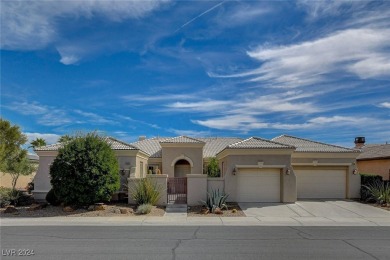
(1, 0, 170, 62)
(24, 132, 60, 145)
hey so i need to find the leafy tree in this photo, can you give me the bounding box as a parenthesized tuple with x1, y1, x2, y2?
(29, 138, 46, 149)
(58, 135, 73, 143)
(205, 157, 220, 177)
(50, 133, 120, 206)
(0, 119, 36, 203)
(0, 118, 27, 171)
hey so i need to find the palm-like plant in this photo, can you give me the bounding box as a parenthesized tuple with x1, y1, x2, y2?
(364, 180, 390, 205)
(30, 138, 46, 149)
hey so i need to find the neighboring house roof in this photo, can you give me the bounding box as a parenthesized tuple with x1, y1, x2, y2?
(131, 137, 167, 158)
(159, 136, 205, 144)
(272, 135, 358, 153)
(34, 137, 143, 152)
(357, 144, 390, 160)
(226, 137, 295, 149)
(131, 137, 243, 158)
(198, 137, 243, 158)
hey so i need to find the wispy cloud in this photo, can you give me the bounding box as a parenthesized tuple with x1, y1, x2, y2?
(24, 132, 61, 145)
(1, 0, 170, 61)
(5, 101, 73, 126)
(379, 102, 390, 109)
(168, 128, 212, 137)
(74, 110, 118, 125)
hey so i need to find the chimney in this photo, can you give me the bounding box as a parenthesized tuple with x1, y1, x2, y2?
(138, 136, 146, 141)
(354, 137, 365, 149)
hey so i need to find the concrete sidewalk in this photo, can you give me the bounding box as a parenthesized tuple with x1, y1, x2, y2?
(1, 215, 389, 227)
(2, 200, 389, 227)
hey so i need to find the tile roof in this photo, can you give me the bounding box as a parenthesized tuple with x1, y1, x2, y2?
(131, 137, 167, 158)
(159, 136, 205, 144)
(226, 137, 295, 149)
(272, 135, 359, 153)
(198, 137, 243, 158)
(131, 137, 243, 158)
(35, 137, 141, 152)
(357, 144, 390, 160)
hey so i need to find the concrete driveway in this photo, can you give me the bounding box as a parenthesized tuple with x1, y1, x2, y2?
(239, 200, 390, 226)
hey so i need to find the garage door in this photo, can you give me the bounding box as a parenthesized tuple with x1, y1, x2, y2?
(295, 168, 346, 199)
(236, 168, 280, 202)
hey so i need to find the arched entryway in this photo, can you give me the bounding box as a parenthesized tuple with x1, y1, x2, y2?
(174, 159, 191, 178)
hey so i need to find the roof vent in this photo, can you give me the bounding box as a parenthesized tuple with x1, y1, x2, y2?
(354, 137, 365, 148)
(138, 136, 146, 141)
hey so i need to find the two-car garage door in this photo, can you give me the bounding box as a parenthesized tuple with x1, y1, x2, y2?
(236, 168, 281, 202)
(295, 168, 347, 199)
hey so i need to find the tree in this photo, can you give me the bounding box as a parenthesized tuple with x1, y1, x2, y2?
(50, 132, 120, 206)
(58, 135, 73, 143)
(0, 118, 27, 171)
(205, 157, 221, 177)
(0, 119, 35, 203)
(29, 138, 46, 149)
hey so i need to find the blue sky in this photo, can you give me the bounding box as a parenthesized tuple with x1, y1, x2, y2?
(1, 0, 390, 148)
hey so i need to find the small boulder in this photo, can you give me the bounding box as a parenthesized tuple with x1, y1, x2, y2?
(63, 206, 74, 212)
(113, 208, 121, 214)
(94, 203, 105, 211)
(4, 205, 18, 214)
(214, 207, 223, 215)
(87, 205, 95, 211)
(120, 208, 129, 214)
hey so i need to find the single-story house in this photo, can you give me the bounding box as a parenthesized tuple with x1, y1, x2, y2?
(33, 135, 360, 205)
(355, 137, 390, 180)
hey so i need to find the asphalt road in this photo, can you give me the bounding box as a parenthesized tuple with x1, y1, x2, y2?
(1, 226, 390, 260)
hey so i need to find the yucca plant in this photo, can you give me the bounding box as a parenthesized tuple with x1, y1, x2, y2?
(200, 189, 229, 213)
(364, 180, 390, 205)
(130, 178, 161, 206)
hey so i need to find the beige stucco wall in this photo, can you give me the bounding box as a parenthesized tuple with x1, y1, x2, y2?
(187, 174, 207, 206)
(0, 171, 36, 189)
(33, 155, 57, 200)
(207, 178, 224, 193)
(357, 159, 390, 180)
(161, 146, 203, 177)
(127, 175, 168, 206)
(219, 153, 295, 203)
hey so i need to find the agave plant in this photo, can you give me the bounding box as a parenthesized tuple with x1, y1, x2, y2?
(364, 180, 390, 205)
(200, 189, 229, 213)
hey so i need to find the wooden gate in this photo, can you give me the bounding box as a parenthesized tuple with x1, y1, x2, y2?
(167, 177, 187, 204)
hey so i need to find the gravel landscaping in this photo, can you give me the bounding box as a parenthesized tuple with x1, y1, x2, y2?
(0, 203, 165, 218)
(187, 203, 245, 217)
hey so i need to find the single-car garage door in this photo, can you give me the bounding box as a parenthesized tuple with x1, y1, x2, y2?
(236, 168, 281, 202)
(295, 168, 346, 199)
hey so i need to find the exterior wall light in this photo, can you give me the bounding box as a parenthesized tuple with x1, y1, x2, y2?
(286, 169, 291, 175)
(353, 169, 358, 175)
(232, 167, 237, 175)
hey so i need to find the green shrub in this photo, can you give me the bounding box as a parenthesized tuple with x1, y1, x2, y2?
(205, 157, 220, 177)
(360, 174, 383, 202)
(200, 189, 229, 213)
(136, 204, 153, 215)
(45, 189, 61, 206)
(0, 187, 12, 208)
(130, 178, 161, 206)
(50, 133, 120, 206)
(364, 180, 390, 205)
